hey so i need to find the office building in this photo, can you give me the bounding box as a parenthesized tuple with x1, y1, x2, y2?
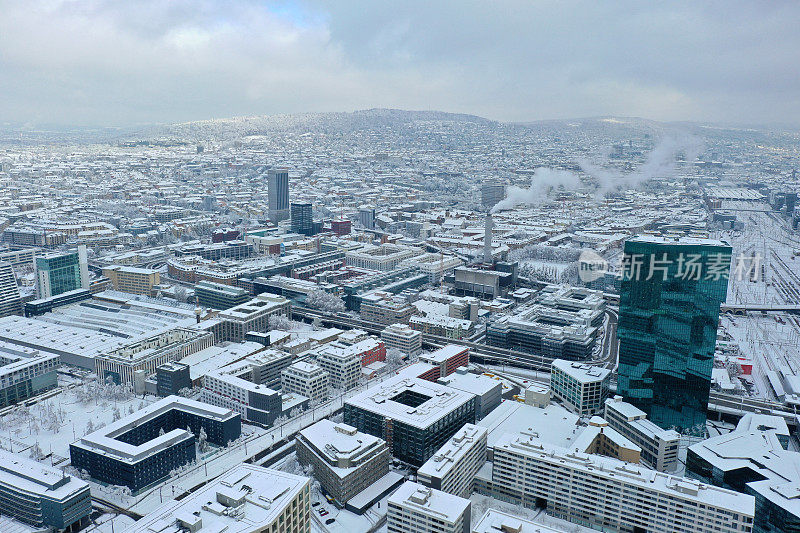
(419, 345, 470, 379)
(216, 294, 291, 342)
(617, 236, 731, 432)
(316, 345, 363, 391)
(156, 361, 191, 397)
(388, 481, 471, 533)
(95, 327, 214, 385)
(358, 208, 376, 229)
(381, 323, 423, 356)
(487, 305, 598, 360)
(604, 396, 680, 472)
(686, 414, 799, 533)
(479, 432, 754, 533)
(438, 369, 501, 419)
(291, 202, 314, 236)
(267, 168, 290, 222)
(344, 375, 476, 466)
(452, 267, 513, 299)
(281, 361, 330, 402)
(481, 182, 506, 209)
(409, 314, 474, 340)
(194, 280, 250, 310)
(0, 261, 22, 318)
(296, 420, 389, 506)
(23, 288, 91, 317)
(417, 423, 487, 499)
(550, 360, 610, 417)
(102, 265, 160, 296)
(0, 348, 58, 408)
(70, 396, 241, 491)
(359, 291, 414, 325)
(201, 369, 284, 426)
(35, 247, 89, 298)
(0, 449, 91, 530)
(127, 463, 310, 533)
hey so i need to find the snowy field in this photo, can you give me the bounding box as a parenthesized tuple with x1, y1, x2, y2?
(0, 372, 160, 463)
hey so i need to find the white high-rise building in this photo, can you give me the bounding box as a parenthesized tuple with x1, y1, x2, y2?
(550, 359, 610, 417)
(0, 262, 21, 318)
(388, 481, 471, 533)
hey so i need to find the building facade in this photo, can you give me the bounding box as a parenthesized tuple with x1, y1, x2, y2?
(281, 361, 330, 402)
(344, 376, 477, 466)
(617, 237, 731, 432)
(70, 396, 241, 491)
(480, 432, 754, 533)
(604, 396, 680, 472)
(0, 449, 91, 530)
(417, 423, 487, 499)
(381, 323, 423, 356)
(550, 360, 611, 417)
(291, 202, 314, 236)
(102, 265, 160, 296)
(195, 280, 250, 310)
(296, 420, 389, 506)
(35, 247, 88, 298)
(268, 169, 290, 222)
(0, 261, 21, 318)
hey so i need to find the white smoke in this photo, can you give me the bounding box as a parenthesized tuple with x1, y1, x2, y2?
(579, 135, 704, 195)
(491, 168, 582, 213)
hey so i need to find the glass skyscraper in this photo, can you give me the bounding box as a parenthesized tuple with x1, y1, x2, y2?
(291, 202, 314, 236)
(35, 249, 86, 298)
(616, 236, 731, 434)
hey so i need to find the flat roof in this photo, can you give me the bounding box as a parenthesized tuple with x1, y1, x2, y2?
(552, 359, 610, 383)
(478, 402, 580, 450)
(438, 370, 501, 397)
(472, 509, 569, 533)
(388, 481, 470, 523)
(298, 420, 385, 478)
(0, 449, 88, 500)
(496, 432, 754, 514)
(345, 375, 475, 430)
(127, 464, 309, 533)
(421, 344, 469, 364)
(417, 424, 486, 480)
(73, 396, 238, 463)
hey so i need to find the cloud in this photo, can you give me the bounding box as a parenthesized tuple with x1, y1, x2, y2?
(0, 1, 798, 126)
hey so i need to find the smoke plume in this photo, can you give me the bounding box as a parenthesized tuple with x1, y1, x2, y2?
(491, 168, 582, 212)
(578, 135, 704, 195)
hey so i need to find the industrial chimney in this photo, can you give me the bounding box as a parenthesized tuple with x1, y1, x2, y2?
(483, 213, 493, 264)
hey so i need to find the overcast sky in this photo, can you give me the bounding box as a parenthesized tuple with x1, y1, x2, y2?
(2, 0, 798, 127)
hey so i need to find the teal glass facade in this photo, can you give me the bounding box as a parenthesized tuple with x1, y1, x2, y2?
(36, 252, 81, 297)
(617, 238, 731, 434)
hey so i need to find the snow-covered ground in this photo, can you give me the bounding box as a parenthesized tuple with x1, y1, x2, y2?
(0, 372, 160, 462)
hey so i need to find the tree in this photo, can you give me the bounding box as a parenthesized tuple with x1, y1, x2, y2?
(304, 290, 345, 313)
(268, 314, 294, 331)
(386, 348, 406, 371)
(198, 426, 209, 452)
(112, 407, 121, 421)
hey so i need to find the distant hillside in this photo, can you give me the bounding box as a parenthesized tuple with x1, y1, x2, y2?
(129, 108, 498, 142)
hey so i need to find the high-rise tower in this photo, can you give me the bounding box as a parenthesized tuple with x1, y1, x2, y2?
(267, 169, 290, 222)
(616, 236, 731, 434)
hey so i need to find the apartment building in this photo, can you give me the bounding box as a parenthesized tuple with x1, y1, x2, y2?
(417, 423, 487, 499)
(604, 396, 680, 472)
(381, 323, 423, 356)
(102, 265, 160, 296)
